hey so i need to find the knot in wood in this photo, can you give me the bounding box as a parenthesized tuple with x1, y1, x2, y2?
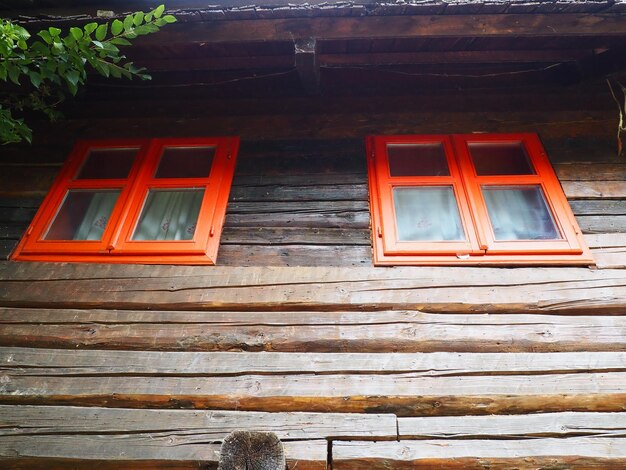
(218, 431, 285, 470)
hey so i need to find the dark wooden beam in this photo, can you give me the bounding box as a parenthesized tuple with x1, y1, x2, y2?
(134, 49, 592, 72)
(295, 38, 320, 95)
(134, 14, 626, 45)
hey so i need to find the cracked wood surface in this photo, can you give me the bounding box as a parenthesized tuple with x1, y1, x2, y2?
(1, 308, 625, 352)
(1, 372, 625, 415)
(333, 439, 626, 469)
(1, 263, 624, 313)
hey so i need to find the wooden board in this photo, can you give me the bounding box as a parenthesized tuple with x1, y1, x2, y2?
(0, 405, 395, 440)
(0, 263, 623, 313)
(1, 308, 625, 352)
(1, 371, 625, 415)
(0, 435, 326, 469)
(399, 412, 626, 438)
(134, 15, 626, 45)
(333, 439, 626, 469)
(2, 348, 625, 376)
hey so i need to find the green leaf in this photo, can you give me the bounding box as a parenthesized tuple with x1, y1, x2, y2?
(8, 66, 20, 85)
(28, 71, 42, 88)
(48, 27, 61, 37)
(162, 15, 177, 24)
(153, 5, 165, 18)
(111, 19, 124, 35)
(145, 12, 153, 22)
(94, 61, 110, 77)
(109, 37, 132, 46)
(95, 23, 108, 41)
(109, 65, 122, 78)
(38, 30, 52, 44)
(17, 40, 27, 50)
(133, 11, 144, 26)
(69, 27, 83, 40)
(0, 66, 7, 81)
(84, 22, 98, 35)
(123, 14, 134, 32)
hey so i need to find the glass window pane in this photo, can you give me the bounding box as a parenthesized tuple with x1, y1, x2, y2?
(132, 189, 205, 241)
(388, 143, 449, 177)
(482, 186, 561, 240)
(45, 190, 120, 240)
(393, 186, 465, 241)
(155, 147, 215, 179)
(469, 142, 535, 175)
(76, 148, 138, 179)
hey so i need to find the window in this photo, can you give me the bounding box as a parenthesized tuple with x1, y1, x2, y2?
(12, 137, 239, 264)
(367, 133, 593, 265)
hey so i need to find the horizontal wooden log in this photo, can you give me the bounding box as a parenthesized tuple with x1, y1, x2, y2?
(0, 405, 395, 440)
(1, 372, 625, 415)
(0, 240, 16, 260)
(3, 348, 625, 377)
(398, 412, 626, 438)
(0, 435, 326, 469)
(224, 209, 369, 229)
(229, 182, 368, 202)
(135, 15, 626, 45)
(1, 308, 624, 352)
(562, 181, 626, 198)
(555, 163, 626, 181)
(221, 227, 371, 245)
(576, 215, 626, 233)
(1, 263, 624, 313)
(570, 200, 626, 216)
(217, 245, 372, 266)
(333, 439, 626, 469)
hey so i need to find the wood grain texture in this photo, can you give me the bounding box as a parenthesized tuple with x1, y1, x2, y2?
(0, 263, 624, 313)
(333, 439, 626, 469)
(1, 372, 625, 415)
(135, 15, 626, 44)
(0, 435, 326, 468)
(0, 405, 395, 440)
(2, 348, 625, 376)
(399, 412, 626, 438)
(1, 308, 625, 352)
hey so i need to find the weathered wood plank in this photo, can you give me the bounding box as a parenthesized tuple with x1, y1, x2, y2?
(1, 263, 624, 313)
(217, 245, 372, 266)
(1, 310, 625, 351)
(221, 227, 371, 245)
(224, 210, 369, 229)
(0, 405, 395, 439)
(333, 439, 626, 469)
(577, 215, 626, 233)
(571, 200, 626, 216)
(1, 372, 625, 415)
(136, 15, 626, 45)
(399, 412, 626, 438)
(0, 435, 326, 469)
(3, 348, 625, 376)
(555, 163, 626, 181)
(562, 181, 626, 198)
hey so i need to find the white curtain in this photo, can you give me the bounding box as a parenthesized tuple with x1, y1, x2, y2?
(132, 190, 204, 241)
(393, 186, 464, 241)
(73, 192, 119, 240)
(482, 187, 559, 240)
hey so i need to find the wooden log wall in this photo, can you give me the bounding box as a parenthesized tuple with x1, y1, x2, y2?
(1, 84, 626, 467)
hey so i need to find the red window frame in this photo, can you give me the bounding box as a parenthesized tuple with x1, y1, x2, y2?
(12, 137, 239, 264)
(367, 133, 593, 266)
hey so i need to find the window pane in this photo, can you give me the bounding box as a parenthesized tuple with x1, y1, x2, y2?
(393, 186, 465, 241)
(482, 186, 561, 240)
(76, 148, 138, 179)
(155, 147, 215, 179)
(132, 189, 204, 241)
(469, 142, 534, 175)
(388, 143, 449, 177)
(45, 190, 120, 240)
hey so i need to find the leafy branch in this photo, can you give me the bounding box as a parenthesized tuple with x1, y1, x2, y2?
(0, 5, 176, 144)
